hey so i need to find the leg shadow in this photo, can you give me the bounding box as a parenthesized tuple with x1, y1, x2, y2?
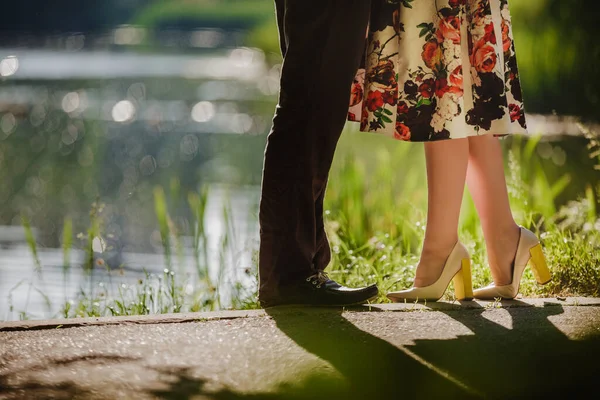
(149, 303, 600, 399)
(406, 301, 600, 399)
(150, 306, 481, 400)
(263, 306, 482, 399)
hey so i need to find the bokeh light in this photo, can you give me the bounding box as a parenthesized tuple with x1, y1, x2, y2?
(61, 92, 80, 113)
(0, 113, 17, 134)
(111, 100, 136, 122)
(191, 101, 216, 122)
(190, 29, 224, 48)
(0, 55, 19, 77)
(114, 25, 146, 45)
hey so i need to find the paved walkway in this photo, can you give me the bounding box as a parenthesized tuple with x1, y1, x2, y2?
(1, 298, 599, 399)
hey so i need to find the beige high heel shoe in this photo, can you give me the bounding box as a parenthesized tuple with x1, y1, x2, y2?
(473, 226, 551, 300)
(387, 241, 473, 302)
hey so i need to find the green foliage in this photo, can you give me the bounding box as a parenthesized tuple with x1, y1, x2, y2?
(61, 216, 73, 302)
(133, 0, 275, 31)
(53, 184, 256, 319)
(21, 215, 42, 275)
(154, 185, 172, 271)
(62, 217, 73, 272)
(188, 185, 210, 280)
(324, 129, 600, 301)
(509, 0, 600, 119)
(8, 128, 600, 319)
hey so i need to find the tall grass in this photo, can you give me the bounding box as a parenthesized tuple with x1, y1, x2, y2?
(44, 183, 258, 319)
(6, 129, 600, 320)
(21, 215, 45, 318)
(324, 129, 600, 300)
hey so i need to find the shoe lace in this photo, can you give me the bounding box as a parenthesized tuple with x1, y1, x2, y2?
(306, 271, 329, 289)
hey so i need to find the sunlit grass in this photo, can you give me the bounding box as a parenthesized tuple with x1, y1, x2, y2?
(7, 128, 600, 320)
(324, 128, 600, 301)
(45, 183, 259, 320)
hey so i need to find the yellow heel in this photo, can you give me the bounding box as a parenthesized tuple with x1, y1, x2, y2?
(387, 242, 471, 302)
(452, 258, 474, 300)
(529, 244, 551, 285)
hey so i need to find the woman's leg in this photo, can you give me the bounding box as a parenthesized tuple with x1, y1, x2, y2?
(415, 138, 470, 287)
(466, 134, 520, 285)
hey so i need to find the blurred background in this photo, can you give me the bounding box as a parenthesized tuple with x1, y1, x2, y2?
(0, 0, 599, 321)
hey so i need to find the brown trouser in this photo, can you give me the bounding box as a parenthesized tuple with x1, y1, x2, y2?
(258, 0, 371, 301)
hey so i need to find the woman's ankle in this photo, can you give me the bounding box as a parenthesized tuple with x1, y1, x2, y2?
(421, 233, 459, 257)
(484, 224, 521, 285)
(415, 238, 459, 287)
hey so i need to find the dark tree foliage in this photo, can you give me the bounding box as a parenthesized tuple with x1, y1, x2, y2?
(515, 0, 600, 120)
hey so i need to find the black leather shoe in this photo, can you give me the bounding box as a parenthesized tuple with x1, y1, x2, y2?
(259, 271, 379, 308)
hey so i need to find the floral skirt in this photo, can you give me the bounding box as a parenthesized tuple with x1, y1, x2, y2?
(347, 0, 527, 142)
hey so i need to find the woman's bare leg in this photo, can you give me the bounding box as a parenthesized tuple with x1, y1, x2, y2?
(466, 134, 520, 285)
(415, 138, 470, 287)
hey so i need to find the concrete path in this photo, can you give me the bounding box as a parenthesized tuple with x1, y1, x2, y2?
(1, 298, 599, 400)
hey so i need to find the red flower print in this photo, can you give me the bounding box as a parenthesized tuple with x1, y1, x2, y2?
(419, 78, 435, 99)
(438, 15, 461, 44)
(449, 65, 463, 87)
(397, 101, 409, 115)
(435, 78, 450, 98)
(449, 0, 466, 8)
(421, 40, 442, 70)
(483, 23, 497, 45)
(509, 104, 522, 122)
(347, 0, 525, 140)
(360, 109, 369, 130)
(366, 90, 384, 112)
(501, 21, 511, 53)
(448, 85, 463, 96)
(471, 38, 497, 73)
(350, 82, 363, 107)
(383, 90, 397, 106)
(395, 122, 411, 141)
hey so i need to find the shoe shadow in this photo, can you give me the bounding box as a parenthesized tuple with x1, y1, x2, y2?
(406, 300, 600, 399)
(262, 306, 482, 399)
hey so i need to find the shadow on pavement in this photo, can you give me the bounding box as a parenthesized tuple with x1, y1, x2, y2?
(150, 305, 479, 400)
(150, 303, 600, 400)
(0, 354, 139, 399)
(411, 301, 600, 399)
(2, 304, 598, 399)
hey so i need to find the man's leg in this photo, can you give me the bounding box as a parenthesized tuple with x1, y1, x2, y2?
(258, 0, 375, 305)
(313, 177, 331, 272)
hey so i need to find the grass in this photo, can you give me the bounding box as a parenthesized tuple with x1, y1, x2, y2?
(6, 180, 259, 321)
(4, 127, 600, 320)
(324, 128, 600, 301)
